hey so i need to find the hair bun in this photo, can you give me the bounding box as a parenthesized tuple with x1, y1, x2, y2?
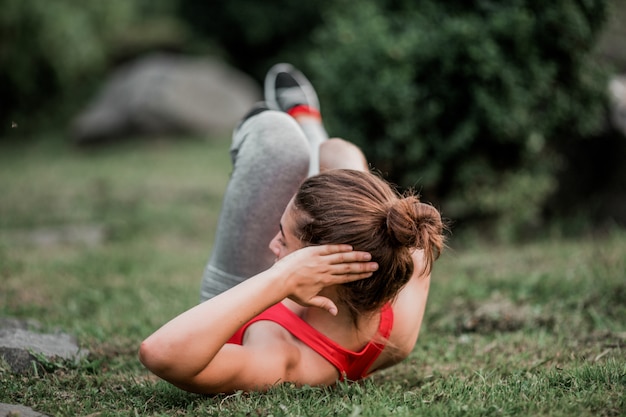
(386, 197, 442, 249)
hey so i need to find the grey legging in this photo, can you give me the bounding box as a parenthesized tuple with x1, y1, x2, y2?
(200, 110, 317, 302)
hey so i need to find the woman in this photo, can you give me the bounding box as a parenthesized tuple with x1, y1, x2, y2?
(139, 64, 445, 394)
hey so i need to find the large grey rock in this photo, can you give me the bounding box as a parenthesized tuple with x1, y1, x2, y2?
(72, 53, 261, 143)
(0, 318, 88, 375)
(0, 403, 49, 417)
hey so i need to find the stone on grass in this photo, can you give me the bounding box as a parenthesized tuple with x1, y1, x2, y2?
(0, 318, 88, 375)
(71, 52, 261, 143)
(0, 403, 49, 417)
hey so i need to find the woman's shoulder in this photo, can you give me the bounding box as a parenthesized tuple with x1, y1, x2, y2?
(243, 318, 341, 385)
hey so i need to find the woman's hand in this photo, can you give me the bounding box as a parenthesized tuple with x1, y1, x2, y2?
(272, 244, 378, 315)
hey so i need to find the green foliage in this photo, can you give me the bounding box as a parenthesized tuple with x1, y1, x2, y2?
(176, 0, 334, 79)
(306, 0, 609, 239)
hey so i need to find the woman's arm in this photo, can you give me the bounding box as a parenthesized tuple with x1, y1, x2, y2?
(386, 250, 431, 361)
(139, 244, 377, 393)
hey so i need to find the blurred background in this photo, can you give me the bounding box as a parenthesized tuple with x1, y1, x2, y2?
(2, 0, 625, 242)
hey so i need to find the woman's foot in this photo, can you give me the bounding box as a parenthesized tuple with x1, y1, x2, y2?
(264, 63, 321, 119)
(265, 63, 328, 177)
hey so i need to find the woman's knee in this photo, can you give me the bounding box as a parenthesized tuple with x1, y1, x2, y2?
(320, 138, 368, 172)
(232, 110, 309, 166)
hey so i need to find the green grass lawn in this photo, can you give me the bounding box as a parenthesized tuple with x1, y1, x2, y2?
(0, 135, 624, 416)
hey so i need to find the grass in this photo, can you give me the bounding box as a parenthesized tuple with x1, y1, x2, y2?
(0, 134, 624, 416)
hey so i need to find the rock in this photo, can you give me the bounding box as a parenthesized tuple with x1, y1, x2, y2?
(71, 53, 261, 143)
(0, 403, 49, 417)
(0, 318, 88, 375)
(609, 75, 626, 138)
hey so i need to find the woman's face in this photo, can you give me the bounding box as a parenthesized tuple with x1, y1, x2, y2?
(269, 199, 304, 261)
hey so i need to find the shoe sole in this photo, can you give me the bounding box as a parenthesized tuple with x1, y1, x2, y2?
(264, 63, 320, 112)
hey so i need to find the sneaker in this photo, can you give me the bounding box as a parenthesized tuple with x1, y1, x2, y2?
(264, 63, 321, 113)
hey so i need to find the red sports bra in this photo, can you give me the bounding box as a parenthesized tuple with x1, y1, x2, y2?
(227, 302, 394, 381)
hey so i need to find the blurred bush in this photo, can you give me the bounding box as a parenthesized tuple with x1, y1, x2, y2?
(179, 0, 611, 239)
(176, 0, 333, 80)
(305, 0, 609, 239)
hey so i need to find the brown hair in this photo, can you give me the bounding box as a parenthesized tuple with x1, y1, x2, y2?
(293, 169, 445, 318)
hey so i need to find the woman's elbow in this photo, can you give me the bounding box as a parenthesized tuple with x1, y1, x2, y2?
(138, 339, 220, 394)
(139, 337, 171, 377)
(139, 338, 156, 368)
(139, 337, 204, 390)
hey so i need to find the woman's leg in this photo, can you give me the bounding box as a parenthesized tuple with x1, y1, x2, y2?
(297, 117, 328, 177)
(265, 63, 372, 174)
(319, 138, 369, 172)
(264, 64, 370, 175)
(200, 109, 309, 302)
(265, 63, 329, 177)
